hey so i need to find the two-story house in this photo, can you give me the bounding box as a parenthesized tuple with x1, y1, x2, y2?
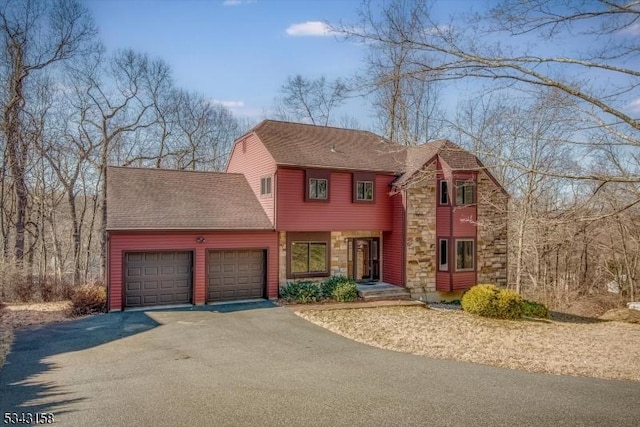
(106, 120, 507, 311)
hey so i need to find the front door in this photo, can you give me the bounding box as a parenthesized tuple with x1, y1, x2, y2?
(348, 238, 380, 282)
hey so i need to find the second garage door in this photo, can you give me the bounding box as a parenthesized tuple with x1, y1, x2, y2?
(207, 250, 265, 302)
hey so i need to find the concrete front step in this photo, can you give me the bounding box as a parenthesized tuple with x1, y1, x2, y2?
(357, 282, 412, 302)
(361, 293, 412, 302)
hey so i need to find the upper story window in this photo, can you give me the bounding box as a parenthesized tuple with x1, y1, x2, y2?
(455, 180, 475, 205)
(439, 180, 449, 205)
(309, 178, 328, 199)
(353, 172, 376, 203)
(356, 181, 374, 201)
(260, 176, 272, 196)
(305, 169, 330, 202)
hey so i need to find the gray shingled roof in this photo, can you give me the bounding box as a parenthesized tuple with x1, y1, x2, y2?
(393, 139, 483, 188)
(250, 120, 407, 173)
(106, 167, 273, 231)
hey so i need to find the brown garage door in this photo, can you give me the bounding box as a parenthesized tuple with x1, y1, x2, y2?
(207, 250, 265, 302)
(125, 251, 192, 308)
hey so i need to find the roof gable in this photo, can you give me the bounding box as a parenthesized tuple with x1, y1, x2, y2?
(392, 140, 508, 195)
(106, 167, 273, 231)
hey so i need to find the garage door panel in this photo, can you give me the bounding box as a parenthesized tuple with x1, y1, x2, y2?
(143, 295, 158, 305)
(145, 253, 158, 262)
(125, 251, 192, 308)
(174, 279, 190, 288)
(143, 281, 158, 290)
(126, 295, 142, 306)
(207, 250, 265, 302)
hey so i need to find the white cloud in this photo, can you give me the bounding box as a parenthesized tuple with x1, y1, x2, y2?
(286, 21, 334, 37)
(628, 98, 640, 112)
(213, 100, 245, 109)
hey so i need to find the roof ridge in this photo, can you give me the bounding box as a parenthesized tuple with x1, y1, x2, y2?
(260, 119, 377, 135)
(107, 165, 243, 176)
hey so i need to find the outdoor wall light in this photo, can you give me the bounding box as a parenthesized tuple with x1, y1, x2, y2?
(196, 236, 206, 243)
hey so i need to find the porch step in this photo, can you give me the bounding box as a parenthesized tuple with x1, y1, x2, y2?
(357, 283, 412, 302)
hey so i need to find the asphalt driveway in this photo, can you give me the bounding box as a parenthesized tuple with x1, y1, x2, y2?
(1, 302, 638, 426)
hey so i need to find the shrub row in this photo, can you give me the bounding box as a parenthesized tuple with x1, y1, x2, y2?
(461, 284, 549, 320)
(70, 284, 107, 316)
(0, 264, 73, 302)
(279, 276, 358, 304)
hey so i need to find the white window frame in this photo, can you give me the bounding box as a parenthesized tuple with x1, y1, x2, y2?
(260, 176, 272, 196)
(438, 239, 449, 271)
(356, 180, 374, 201)
(455, 239, 475, 271)
(439, 180, 449, 205)
(309, 178, 328, 200)
(455, 180, 475, 206)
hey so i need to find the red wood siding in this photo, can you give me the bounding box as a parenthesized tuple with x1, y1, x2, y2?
(452, 206, 476, 237)
(108, 231, 278, 311)
(452, 272, 476, 290)
(382, 192, 405, 286)
(436, 271, 449, 291)
(436, 206, 450, 236)
(226, 133, 277, 225)
(435, 172, 478, 292)
(276, 168, 394, 231)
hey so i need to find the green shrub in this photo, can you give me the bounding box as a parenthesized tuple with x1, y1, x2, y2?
(332, 281, 358, 302)
(70, 284, 107, 316)
(279, 281, 321, 304)
(522, 300, 550, 318)
(494, 289, 523, 320)
(321, 276, 352, 298)
(461, 284, 523, 319)
(461, 284, 500, 317)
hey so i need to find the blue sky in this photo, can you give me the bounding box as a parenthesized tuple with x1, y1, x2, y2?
(84, 0, 376, 125)
(84, 0, 637, 133)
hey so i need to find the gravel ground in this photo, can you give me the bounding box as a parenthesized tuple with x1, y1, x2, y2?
(297, 305, 640, 381)
(0, 301, 72, 368)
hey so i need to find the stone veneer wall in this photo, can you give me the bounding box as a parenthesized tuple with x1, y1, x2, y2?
(476, 171, 508, 286)
(278, 231, 287, 286)
(404, 163, 437, 300)
(329, 231, 383, 278)
(278, 230, 382, 290)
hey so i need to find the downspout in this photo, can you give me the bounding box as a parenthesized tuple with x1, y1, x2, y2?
(449, 187, 454, 293)
(474, 172, 479, 288)
(105, 231, 110, 311)
(273, 169, 278, 298)
(402, 189, 407, 287)
(273, 170, 278, 230)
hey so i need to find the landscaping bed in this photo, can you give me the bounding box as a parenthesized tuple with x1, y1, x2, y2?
(297, 305, 640, 381)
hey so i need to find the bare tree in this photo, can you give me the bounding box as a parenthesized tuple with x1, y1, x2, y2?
(362, 0, 446, 144)
(71, 49, 161, 275)
(273, 74, 349, 126)
(0, 0, 95, 265)
(173, 91, 239, 171)
(344, 0, 640, 183)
